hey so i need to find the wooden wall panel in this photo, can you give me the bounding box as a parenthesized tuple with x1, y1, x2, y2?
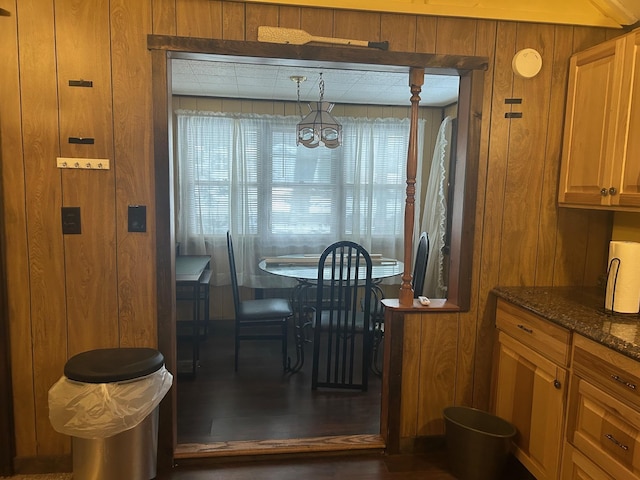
(1, 0, 35, 461)
(301, 8, 334, 38)
(0, 3, 20, 471)
(55, 0, 119, 356)
(415, 16, 437, 53)
(1, 0, 621, 464)
(246, 3, 278, 41)
(499, 23, 555, 286)
(151, 0, 177, 35)
(18, 0, 67, 457)
(111, 0, 157, 347)
(416, 313, 457, 436)
(381, 13, 417, 52)
(400, 316, 421, 440)
(334, 10, 382, 42)
(471, 21, 515, 412)
(222, 1, 246, 40)
(176, 0, 222, 38)
(463, 19, 498, 410)
(435, 17, 478, 55)
(278, 6, 302, 28)
(535, 26, 573, 286)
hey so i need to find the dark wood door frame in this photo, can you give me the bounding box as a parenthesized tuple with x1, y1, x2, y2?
(149, 35, 486, 465)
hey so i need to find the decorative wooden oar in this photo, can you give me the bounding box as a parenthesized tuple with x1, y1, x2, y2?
(258, 26, 389, 50)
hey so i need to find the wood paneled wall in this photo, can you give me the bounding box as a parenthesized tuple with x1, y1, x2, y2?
(0, 0, 617, 468)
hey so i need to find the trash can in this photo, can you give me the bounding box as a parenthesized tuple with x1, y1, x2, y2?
(48, 348, 173, 480)
(443, 406, 516, 480)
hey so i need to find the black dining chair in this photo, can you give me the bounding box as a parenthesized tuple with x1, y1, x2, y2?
(311, 241, 375, 391)
(227, 232, 294, 372)
(371, 232, 429, 375)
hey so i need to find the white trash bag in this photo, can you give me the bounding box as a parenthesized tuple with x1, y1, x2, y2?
(48, 366, 173, 439)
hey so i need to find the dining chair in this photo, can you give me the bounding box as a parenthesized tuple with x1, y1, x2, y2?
(371, 232, 429, 376)
(227, 232, 294, 372)
(311, 240, 375, 391)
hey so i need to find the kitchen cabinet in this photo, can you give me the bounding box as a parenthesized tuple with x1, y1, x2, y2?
(559, 28, 640, 210)
(493, 299, 571, 480)
(563, 334, 640, 480)
(561, 443, 615, 480)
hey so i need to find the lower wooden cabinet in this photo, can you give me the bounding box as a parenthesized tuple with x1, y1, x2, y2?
(562, 442, 614, 480)
(565, 335, 640, 480)
(494, 299, 570, 480)
(493, 299, 640, 479)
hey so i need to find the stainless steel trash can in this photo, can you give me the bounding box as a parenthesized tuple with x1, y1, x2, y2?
(63, 348, 166, 480)
(443, 406, 516, 480)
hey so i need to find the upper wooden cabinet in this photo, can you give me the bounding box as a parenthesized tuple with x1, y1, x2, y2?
(559, 29, 640, 211)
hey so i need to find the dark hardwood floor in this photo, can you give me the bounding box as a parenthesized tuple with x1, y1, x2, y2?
(176, 318, 381, 444)
(173, 319, 535, 479)
(160, 451, 535, 479)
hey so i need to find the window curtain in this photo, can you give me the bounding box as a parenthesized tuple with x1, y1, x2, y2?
(175, 110, 425, 289)
(419, 116, 453, 298)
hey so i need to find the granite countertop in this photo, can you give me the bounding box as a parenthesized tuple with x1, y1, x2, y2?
(492, 286, 640, 362)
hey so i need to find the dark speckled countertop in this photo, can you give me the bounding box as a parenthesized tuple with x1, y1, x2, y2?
(492, 286, 640, 362)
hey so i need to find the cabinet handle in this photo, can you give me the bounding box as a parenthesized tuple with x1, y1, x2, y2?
(605, 433, 629, 451)
(611, 374, 637, 390)
(517, 324, 533, 334)
(609, 187, 617, 196)
(600, 188, 609, 196)
(553, 379, 561, 389)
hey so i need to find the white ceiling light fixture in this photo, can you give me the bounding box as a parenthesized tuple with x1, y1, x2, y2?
(293, 73, 342, 149)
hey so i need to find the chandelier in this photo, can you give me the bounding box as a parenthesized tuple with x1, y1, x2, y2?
(292, 73, 342, 149)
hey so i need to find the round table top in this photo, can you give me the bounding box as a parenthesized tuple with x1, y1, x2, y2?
(259, 255, 404, 281)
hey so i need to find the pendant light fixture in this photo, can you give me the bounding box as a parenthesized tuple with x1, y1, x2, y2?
(292, 73, 342, 149)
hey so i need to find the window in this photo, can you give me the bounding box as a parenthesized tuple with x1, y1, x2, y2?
(175, 111, 424, 287)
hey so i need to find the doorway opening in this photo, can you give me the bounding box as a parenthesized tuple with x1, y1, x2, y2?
(150, 34, 486, 459)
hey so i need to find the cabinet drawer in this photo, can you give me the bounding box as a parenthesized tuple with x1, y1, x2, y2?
(496, 299, 571, 366)
(562, 442, 614, 480)
(568, 377, 640, 480)
(573, 335, 640, 409)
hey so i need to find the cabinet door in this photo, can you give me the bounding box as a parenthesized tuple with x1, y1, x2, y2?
(494, 331, 567, 480)
(559, 37, 625, 208)
(614, 30, 640, 208)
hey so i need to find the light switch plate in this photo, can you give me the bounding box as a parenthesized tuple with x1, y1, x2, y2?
(128, 205, 146, 232)
(61, 207, 81, 234)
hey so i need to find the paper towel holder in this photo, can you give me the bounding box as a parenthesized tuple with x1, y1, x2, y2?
(605, 257, 621, 313)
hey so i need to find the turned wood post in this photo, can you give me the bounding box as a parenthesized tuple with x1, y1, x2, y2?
(398, 67, 424, 306)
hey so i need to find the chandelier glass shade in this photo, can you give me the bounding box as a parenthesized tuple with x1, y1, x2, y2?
(297, 101, 342, 149)
(293, 73, 342, 149)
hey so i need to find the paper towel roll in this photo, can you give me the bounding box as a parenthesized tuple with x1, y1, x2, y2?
(605, 241, 640, 314)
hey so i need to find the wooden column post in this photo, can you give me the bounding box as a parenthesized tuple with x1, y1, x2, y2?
(398, 67, 424, 306)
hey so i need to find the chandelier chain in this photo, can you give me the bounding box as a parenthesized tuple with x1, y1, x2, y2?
(296, 78, 303, 119)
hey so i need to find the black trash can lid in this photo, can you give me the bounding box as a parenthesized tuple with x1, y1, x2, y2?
(64, 348, 165, 383)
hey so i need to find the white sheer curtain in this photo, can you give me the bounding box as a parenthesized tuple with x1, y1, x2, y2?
(420, 116, 453, 298)
(175, 110, 425, 289)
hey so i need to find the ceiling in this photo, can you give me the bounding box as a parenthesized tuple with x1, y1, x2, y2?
(241, 0, 640, 28)
(172, 59, 460, 107)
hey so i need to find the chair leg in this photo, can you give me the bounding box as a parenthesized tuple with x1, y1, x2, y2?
(282, 319, 289, 372)
(234, 325, 239, 372)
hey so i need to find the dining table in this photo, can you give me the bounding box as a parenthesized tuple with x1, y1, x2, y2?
(259, 254, 403, 373)
(175, 255, 211, 376)
(258, 254, 404, 281)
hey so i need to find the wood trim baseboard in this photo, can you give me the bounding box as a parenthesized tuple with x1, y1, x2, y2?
(174, 434, 385, 459)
